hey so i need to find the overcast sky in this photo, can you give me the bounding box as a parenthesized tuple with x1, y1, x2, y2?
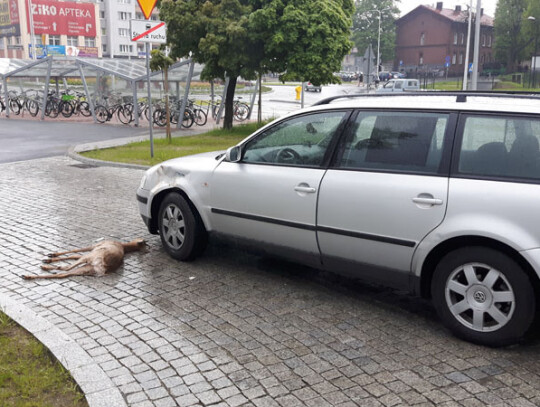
(398, 0, 498, 17)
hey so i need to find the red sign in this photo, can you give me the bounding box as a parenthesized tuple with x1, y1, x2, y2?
(27, 0, 96, 37)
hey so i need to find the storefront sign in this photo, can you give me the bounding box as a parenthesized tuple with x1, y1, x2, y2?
(78, 46, 98, 58)
(0, 0, 20, 37)
(28, 44, 66, 58)
(27, 0, 96, 37)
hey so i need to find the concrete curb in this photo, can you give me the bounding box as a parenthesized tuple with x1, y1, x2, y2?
(0, 293, 127, 407)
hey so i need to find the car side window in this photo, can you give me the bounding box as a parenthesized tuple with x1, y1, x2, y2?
(458, 115, 540, 180)
(337, 111, 449, 174)
(242, 111, 347, 167)
(394, 81, 403, 89)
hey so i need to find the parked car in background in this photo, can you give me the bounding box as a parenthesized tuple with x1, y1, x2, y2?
(305, 82, 322, 92)
(391, 71, 406, 78)
(378, 71, 392, 81)
(376, 78, 420, 93)
(137, 92, 540, 347)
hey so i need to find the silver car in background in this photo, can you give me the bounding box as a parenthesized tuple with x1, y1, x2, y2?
(137, 93, 540, 347)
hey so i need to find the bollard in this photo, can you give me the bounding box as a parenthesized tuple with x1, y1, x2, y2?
(295, 86, 301, 101)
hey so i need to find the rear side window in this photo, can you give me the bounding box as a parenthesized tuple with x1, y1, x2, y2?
(457, 115, 540, 180)
(337, 111, 449, 174)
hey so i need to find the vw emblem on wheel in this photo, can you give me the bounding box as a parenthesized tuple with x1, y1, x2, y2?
(474, 291, 487, 303)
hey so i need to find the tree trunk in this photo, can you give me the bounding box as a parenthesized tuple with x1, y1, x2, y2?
(165, 68, 171, 143)
(223, 76, 237, 130)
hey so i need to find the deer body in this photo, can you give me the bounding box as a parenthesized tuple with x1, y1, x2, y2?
(22, 239, 145, 280)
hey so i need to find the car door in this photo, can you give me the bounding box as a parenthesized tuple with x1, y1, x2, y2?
(317, 110, 455, 287)
(210, 110, 350, 264)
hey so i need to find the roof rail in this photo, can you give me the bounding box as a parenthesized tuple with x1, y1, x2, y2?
(313, 90, 540, 106)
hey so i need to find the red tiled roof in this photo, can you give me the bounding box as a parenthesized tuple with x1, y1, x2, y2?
(401, 5, 494, 27)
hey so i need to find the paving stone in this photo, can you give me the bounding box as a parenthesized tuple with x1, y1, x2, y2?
(2, 156, 540, 407)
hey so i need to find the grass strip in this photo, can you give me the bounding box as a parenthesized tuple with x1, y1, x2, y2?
(0, 312, 88, 407)
(81, 121, 270, 167)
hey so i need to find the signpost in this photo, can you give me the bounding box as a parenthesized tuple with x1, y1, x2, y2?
(131, 0, 164, 158)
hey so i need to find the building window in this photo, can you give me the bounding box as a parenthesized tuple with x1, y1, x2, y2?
(420, 32, 425, 46)
(453, 32, 458, 44)
(118, 0, 131, 3)
(460, 33, 465, 44)
(119, 44, 133, 53)
(419, 52, 424, 65)
(459, 53, 463, 65)
(481, 54, 485, 63)
(452, 53, 456, 64)
(488, 36, 492, 47)
(15, 36, 21, 45)
(482, 35, 486, 46)
(67, 36, 78, 46)
(102, 28, 106, 35)
(119, 28, 130, 37)
(85, 37, 96, 47)
(102, 44, 107, 53)
(119, 12, 132, 20)
(34, 36, 42, 45)
(49, 35, 60, 45)
(136, 12, 143, 19)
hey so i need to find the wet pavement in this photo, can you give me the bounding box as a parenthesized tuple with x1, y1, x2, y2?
(1, 154, 540, 406)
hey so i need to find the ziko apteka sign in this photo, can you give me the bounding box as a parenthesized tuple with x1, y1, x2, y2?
(26, 0, 96, 36)
(130, 20, 166, 44)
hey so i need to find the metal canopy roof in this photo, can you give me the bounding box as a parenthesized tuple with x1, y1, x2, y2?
(0, 57, 203, 82)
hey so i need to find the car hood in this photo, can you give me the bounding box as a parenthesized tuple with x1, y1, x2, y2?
(141, 150, 225, 191)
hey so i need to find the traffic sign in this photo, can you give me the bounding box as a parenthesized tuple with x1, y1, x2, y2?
(445, 55, 451, 63)
(131, 20, 166, 43)
(136, 0, 158, 20)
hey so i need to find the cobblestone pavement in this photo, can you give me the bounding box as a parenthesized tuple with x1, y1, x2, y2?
(2, 156, 540, 407)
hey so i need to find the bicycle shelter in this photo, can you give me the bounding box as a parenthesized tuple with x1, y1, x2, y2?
(0, 56, 205, 127)
(1, 56, 258, 127)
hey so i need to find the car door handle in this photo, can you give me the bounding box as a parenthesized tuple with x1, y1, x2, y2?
(412, 197, 443, 205)
(294, 185, 316, 193)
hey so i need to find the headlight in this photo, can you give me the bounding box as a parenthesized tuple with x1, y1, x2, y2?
(139, 174, 147, 190)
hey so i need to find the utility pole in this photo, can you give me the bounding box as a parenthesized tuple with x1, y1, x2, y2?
(28, 0, 37, 59)
(462, 0, 473, 90)
(471, 0, 481, 90)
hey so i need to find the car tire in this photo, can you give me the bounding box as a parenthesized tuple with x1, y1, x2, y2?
(158, 193, 208, 261)
(432, 247, 535, 347)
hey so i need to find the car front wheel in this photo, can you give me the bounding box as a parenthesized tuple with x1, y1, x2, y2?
(432, 247, 536, 347)
(158, 193, 207, 261)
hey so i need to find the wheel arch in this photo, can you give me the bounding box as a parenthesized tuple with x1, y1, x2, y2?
(149, 187, 207, 234)
(419, 236, 540, 299)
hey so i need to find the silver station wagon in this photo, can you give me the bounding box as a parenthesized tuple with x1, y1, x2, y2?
(137, 93, 540, 347)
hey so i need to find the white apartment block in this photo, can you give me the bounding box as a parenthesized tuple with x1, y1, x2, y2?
(97, 0, 160, 59)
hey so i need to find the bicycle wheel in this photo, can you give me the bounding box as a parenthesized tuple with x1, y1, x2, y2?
(117, 106, 132, 125)
(234, 103, 249, 122)
(182, 109, 194, 128)
(79, 101, 91, 117)
(194, 108, 207, 126)
(59, 101, 74, 118)
(45, 100, 59, 118)
(9, 99, 21, 115)
(26, 99, 40, 117)
(153, 109, 167, 127)
(94, 105, 109, 123)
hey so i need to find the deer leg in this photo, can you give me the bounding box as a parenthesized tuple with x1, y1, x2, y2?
(42, 255, 82, 264)
(41, 257, 87, 272)
(23, 265, 96, 280)
(46, 245, 95, 258)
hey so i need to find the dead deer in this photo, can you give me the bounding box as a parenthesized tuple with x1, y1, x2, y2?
(22, 239, 146, 280)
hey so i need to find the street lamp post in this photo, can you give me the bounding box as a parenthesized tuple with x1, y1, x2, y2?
(528, 16, 538, 89)
(367, 9, 389, 81)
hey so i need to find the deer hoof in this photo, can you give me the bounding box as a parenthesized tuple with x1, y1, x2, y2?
(42, 258, 52, 264)
(41, 265, 54, 271)
(22, 275, 32, 280)
(47, 253, 56, 258)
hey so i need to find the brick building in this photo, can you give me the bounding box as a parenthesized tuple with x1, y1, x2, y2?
(395, 2, 494, 77)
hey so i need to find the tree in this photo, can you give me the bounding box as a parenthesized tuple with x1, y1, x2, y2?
(351, 0, 399, 67)
(159, 0, 354, 129)
(493, 0, 529, 71)
(250, 0, 354, 85)
(150, 48, 174, 142)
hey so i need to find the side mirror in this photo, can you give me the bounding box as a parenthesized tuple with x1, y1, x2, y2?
(226, 146, 242, 163)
